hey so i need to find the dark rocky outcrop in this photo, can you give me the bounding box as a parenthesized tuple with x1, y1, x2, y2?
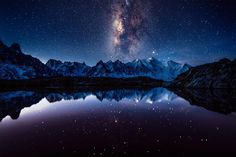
(0, 41, 57, 80)
(171, 88, 236, 114)
(172, 58, 236, 88)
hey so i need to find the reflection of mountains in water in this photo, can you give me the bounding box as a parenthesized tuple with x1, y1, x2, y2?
(0, 91, 45, 121)
(172, 88, 236, 114)
(46, 88, 177, 103)
(0, 88, 176, 121)
(0, 88, 235, 122)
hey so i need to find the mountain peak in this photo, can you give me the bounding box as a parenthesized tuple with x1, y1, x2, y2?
(114, 60, 124, 65)
(0, 40, 6, 47)
(183, 63, 191, 68)
(97, 60, 104, 65)
(46, 59, 63, 65)
(218, 58, 231, 63)
(0, 40, 7, 52)
(167, 60, 179, 65)
(132, 59, 144, 66)
(10, 43, 22, 53)
(0, 40, 192, 81)
(106, 60, 113, 64)
(114, 59, 122, 63)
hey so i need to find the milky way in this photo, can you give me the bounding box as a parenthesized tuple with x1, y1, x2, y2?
(110, 0, 150, 60)
(1, 0, 235, 65)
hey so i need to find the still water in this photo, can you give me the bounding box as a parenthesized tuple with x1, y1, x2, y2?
(0, 88, 235, 156)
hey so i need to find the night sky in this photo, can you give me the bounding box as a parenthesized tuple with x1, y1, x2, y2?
(0, 0, 236, 65)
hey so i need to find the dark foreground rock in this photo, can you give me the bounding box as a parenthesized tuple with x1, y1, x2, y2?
(171, 88, 236, 114)
(0, 41, 57, 79)
(172, 58, 236, 88)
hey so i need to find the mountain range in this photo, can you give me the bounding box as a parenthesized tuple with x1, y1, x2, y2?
(1, 87, 235, 122)
(1, 41, 235, 88)
(0, 41, 190, 81)
(46, 58, 191, 81)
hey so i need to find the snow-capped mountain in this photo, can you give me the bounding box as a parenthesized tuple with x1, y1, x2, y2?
(166, 60, 192, 80)
(46, 59, 90, 76)
(0, 40, 191, 81)
(0, 41, 57, 80)
(86, 57, 191, 81)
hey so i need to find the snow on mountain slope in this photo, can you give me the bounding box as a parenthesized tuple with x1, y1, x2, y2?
(87, 57, 191, 81)
(0, 63, 35, 79)
(46, 57, 191, 81)
(0, 40, 191, 81)
(0, 41, 57, 80)
(46, 59, 90, 76)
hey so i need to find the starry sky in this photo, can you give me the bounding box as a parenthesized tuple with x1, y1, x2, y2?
(0, 0, 236, 65)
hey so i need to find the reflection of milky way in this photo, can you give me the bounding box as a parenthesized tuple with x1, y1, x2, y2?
(111, 0, 150, 60)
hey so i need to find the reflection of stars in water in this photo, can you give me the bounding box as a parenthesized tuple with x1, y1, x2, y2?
(2, 91, 232, 156)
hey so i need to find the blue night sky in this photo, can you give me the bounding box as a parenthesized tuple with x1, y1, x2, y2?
(0, 0, 236, 66)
